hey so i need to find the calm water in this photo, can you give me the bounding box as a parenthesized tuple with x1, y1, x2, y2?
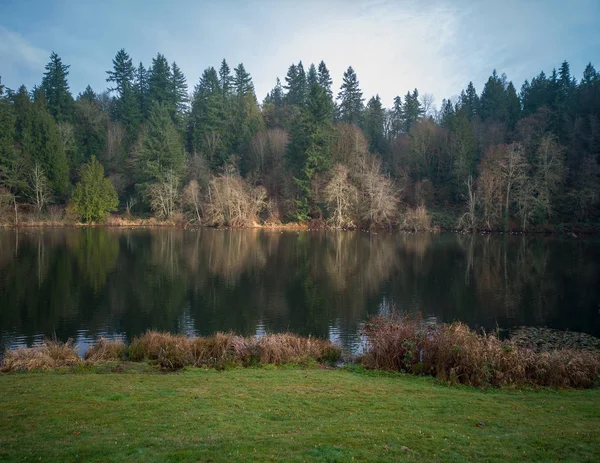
(1, 228, 599, 354)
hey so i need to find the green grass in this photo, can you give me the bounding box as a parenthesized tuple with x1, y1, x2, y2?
(1, 366, 599, 462)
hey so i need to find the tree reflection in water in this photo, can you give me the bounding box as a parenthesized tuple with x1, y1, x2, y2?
(0, 229, 598, 354)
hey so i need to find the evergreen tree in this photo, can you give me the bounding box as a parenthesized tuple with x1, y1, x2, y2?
(317, 61, 333, 99)
(307, 64, 318, 88)
(171, 62, 188, 115)
(337, 66, 363, 125)
(390, 95, 404, 136)
(461, 82, 480, 120)
(40, 52, 74, 122)
(284, 62, 307, 107)
(480, 70, 508, 122)
(0, 79, 25, 194)
(364, 95, 386, 154)
(106, 49, 140, 139)
(288, 80, 333, 220)
(402, 89, 422, 132)
(78, 85, 97, 103)
(135, 62, 149, 118)
(505, 82, 521, 130)
(135, 102, 186, 196)
(233, 63, 255, 97)
(148, 53, 173, 108)
(106, 49, 135, 96)
(231, 64, 262, 165)
(17, 91, 70, 196)
(219, 59, 232, 96)
(188, 67, 228, 166)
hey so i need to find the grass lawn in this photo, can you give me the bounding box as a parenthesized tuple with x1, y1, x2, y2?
(1, 366, 599, 462)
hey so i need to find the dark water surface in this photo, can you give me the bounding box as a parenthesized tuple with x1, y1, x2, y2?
(1, 228, 599, 354)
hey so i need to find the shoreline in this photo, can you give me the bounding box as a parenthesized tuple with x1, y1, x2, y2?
(1, 217, 598, 236)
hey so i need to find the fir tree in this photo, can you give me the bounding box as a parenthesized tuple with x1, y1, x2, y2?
(219, 59, 232, 95)
(135, 102, 186, 197)
(317, 61, 333, 99)
(40, 52, 74, 122)
(364, 95, 386, 154)
(337, 66, 363, 125)
(188, 67, 228, 166)
(148, 53, 173, 108)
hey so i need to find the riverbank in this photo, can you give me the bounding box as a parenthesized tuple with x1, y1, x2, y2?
(2, 209, 599, 234)
(1, 367, 599, 462)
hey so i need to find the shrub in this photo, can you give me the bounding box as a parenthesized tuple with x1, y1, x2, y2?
(71, 156, 118, 222)
(402, 205, 431, 231)
(84, 338, 127, 361)
(1, 339, 80, 372)
(361, 312, 600, 388)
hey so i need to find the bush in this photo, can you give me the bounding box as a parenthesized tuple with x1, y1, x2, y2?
(402, 206, 431, 231)
(71, 156, 119, 222)
(1, 339, 80, 372)
(360, 312, 600, 388)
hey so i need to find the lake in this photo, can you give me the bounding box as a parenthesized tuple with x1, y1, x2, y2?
(1, 228, 599, 355)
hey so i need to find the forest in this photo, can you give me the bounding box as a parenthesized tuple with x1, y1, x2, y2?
(0, 50, 599, 231)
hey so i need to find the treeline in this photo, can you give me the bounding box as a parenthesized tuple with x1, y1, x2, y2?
(0, 50, 599, 230)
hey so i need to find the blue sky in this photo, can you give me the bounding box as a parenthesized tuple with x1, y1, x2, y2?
(1, 0, 599, 109)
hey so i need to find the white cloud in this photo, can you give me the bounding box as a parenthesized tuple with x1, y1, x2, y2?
(0, 26, 48, 88)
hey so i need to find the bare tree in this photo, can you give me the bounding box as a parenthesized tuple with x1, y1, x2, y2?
(182, 179, 203, 223)
(125, 196, 137, 216)
(358, 158, 400, 228)
(458, 175, 478, 231)
(533, 134, 564, 222)
(28, 162, 52, 215)
(324, 164, 358, 228)
(498, 143, 527, 220)
(419, 93, 436, 118)
(205, 165, 267, 227)
(149, 171, 180, 219)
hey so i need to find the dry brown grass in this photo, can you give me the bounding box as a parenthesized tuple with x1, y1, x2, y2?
(361, 313, 600, 388)
(0, 339, 80, 372)
(84, 338, 127, 362)
(127, 331, 341, 370)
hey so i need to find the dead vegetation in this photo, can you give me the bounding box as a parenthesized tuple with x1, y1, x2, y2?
(360, 313, 600, 388)
(1, 331, 341, 372)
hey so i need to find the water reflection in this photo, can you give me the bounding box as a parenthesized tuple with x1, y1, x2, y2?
(0, 229, 598, 353)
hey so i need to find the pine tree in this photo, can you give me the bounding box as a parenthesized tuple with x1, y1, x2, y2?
(364, 95, 386, 154)
(390, 96, 404, 136)
(40, 52, 74, 122)
(17, 91, 70, 196)
(219, 59, 232, 96)
(233, 63, 255, 97)
(231, 64, 262, 165)
(106, 49, 135, 96)
(461, 82, 480, 120)
(78, 85, 96, 103)
(0, 78, 25, 194)
(307, 64, 318, 88)
(402, 89, 422, 132)
(188, 67, 228, 166)
(480, 70, 508, 122)
(284, 62, 307, 107)
(337, 66, 363, 125)
(106, 49, 140, 139)
(135, 102, 186, 196)
(148, 53, 173, 108)
(135, 62, 149, 118)
(317, 61, 333, 99)
(505, 82, 521, 130)
(171, 62, 188, 114)
(288, 79, 333, 220)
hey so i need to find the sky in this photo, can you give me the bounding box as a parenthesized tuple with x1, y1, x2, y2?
(1, 0, 599, 109)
